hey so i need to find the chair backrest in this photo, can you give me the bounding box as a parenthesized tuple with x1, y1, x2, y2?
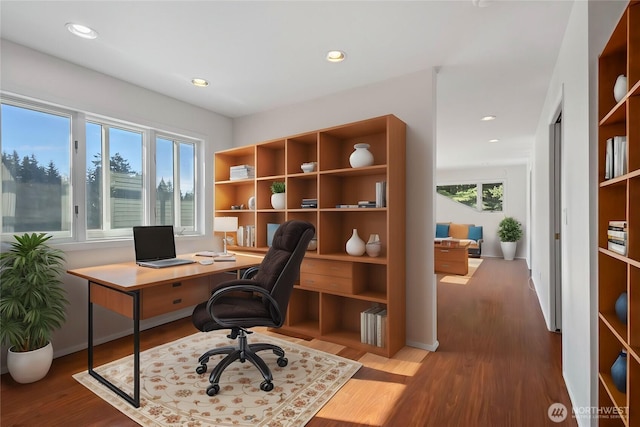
(252, 220, 315, 324)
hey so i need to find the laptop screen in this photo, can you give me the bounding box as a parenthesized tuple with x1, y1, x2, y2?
(133, 225, 177, 262)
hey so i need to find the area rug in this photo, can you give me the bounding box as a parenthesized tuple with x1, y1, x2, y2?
(438, 258, 483, 285)
(73, 331, 361, 426)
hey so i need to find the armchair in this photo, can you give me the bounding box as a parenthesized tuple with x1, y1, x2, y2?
(191, 220, 315, 396)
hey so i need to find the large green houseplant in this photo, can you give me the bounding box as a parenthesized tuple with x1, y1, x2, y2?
(0, 233, 68, 383)
(497, 217, 523, 260)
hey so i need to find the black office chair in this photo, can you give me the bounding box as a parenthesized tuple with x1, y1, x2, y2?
(191, 220, 315, 396)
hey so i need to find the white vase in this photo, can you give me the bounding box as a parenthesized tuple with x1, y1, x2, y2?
(614, 74, 627, 103)
(500, 241, 517, 261)
(7, 342, 53, 384)
(346, 228, 365, 256)
(271, 193, 285, 210)
(349, 143, 374, 168)
(365, 233, 381, 257)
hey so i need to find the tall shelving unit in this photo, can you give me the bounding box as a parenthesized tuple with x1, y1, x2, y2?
(214, 115, 406, 357)
(598, 2, 640, 426)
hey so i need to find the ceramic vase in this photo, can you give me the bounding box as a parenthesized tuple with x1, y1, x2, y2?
(611, 350, 627, 393)
(271, 193, 285, 210)
(614, 75, 627, 103)
(349, 143, 374, 168)
(346, 228, 365, 256)
(500, 241, 517, 261)
(615, 292, 628, 324)
(366, 233, 381, 257)
(7, 342, 53, 384)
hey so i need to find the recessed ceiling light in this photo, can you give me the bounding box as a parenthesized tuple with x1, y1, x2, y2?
(489, 139, 500, 143)
(191, 78, 209, 88)
(66, 23, 98, 39)
(481, 115, 496, 121)
(326, 50, 346, 63)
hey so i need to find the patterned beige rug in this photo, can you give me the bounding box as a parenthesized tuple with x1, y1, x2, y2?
(73, 331, 361, 426)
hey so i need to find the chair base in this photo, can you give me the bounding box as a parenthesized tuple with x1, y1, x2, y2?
(196, 328, 288, 395)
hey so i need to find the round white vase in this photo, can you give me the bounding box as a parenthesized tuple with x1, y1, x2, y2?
(349, 143, 374, 168)
(271, 193, 285, 210)
(346, 229, 365, 256)
(614, 74, 627, 103)
(7, 342, 54, 384)
(500, 241, 517, 261)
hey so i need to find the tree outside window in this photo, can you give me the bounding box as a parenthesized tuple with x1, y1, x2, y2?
(437, 182, 503, 212)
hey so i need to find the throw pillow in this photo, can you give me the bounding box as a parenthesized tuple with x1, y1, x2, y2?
(436, 223, 450, 238)
(468, 226, 483, 242)
(449, 223, 470, 239)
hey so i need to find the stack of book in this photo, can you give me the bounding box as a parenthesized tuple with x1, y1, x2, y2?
(229, 165, 255, 180)
(360, 306, 387, 347)
(608, 220, 628, 256)
(358, 200, 376, 208)
(236, 224, 255, 247)
(301, 198, 317, 208)
(605, 136, 627, 180)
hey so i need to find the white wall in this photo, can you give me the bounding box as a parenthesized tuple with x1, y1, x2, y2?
(233, 69, 438, 351)
(530, 1, 626, 425)
(0, 40, 233, 370)
(436, 165, 528, 259)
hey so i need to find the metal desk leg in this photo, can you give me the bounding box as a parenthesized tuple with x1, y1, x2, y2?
(87, 281, 141, 408)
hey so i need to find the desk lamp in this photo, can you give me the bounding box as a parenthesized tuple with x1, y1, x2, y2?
(215, 217, 238, 256)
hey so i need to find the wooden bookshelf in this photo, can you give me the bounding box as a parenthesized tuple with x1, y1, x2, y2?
(213, 115, 406, 357)
(598, 2, 640, 425)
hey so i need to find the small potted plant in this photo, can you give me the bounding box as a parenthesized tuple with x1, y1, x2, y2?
(0, 233, 68, 383)
(497, 216, 523, 261)
(270, 181, 286, 210)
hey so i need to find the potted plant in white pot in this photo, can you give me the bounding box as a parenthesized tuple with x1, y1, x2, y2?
(497, 217, 523, 261)
(270, 181, 286, 210)
(0, 233, 68, 383)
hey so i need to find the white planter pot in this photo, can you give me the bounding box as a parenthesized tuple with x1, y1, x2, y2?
(271, 193, 285, 210)
(7, 342, 53, 383)
(500, 241, 517, 261)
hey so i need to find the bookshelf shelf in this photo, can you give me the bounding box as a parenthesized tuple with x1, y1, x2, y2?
(214, 115, 406, 357)
(598, 3, 640, 424)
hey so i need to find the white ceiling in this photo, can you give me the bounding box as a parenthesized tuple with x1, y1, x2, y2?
(0, 1, 574, 169)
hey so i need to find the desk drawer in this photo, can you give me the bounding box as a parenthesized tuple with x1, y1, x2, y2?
(299, 272, 355, 294)
(141, 277, 210, 319)
(435, 260, 468, 275)
(435, 248, 466, 262)
(301, 259, 353, 279)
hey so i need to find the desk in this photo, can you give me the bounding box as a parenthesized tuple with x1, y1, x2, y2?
(68, 254, 262, 407)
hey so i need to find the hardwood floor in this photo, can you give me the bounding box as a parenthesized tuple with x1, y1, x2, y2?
(1, 258, 576, 426)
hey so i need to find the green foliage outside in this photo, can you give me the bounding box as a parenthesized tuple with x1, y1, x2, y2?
(436, 184, 477, 209)
(0, 233, 68, 352)
(437, 182, 503, 212)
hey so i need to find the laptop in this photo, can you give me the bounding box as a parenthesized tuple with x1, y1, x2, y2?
(133, 225, 195, 268)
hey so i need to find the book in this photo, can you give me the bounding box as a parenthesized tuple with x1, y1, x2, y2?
(612, 136, 627, 178)
(605, 138, 613, 179)
(608, 241, 627, 256)
(609, 220, 628, 229)
(375, 309, 387, 347)
(336, 204, 359, 208)
(376, 181, 386, 207)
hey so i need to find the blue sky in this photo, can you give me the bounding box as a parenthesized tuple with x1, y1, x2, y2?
(2, 103, 193, 194)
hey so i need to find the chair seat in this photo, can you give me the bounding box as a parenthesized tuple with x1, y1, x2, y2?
(193, 296, 275, 332)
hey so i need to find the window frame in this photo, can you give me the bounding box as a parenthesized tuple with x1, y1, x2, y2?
(1, 94, 205, 244)
(436, 180, 505, 213)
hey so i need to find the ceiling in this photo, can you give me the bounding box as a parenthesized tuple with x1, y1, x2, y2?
(0, 1, 574, 169)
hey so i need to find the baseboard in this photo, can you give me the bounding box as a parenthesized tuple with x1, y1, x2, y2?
(407, 339, 439, 352)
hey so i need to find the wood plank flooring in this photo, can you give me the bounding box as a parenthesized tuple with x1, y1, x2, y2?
(1, 258, 576, 426)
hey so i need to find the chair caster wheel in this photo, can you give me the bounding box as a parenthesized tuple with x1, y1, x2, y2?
(260, 380, 274, 392)
(277, 357, 288, 367)
(206, 384, 220, 396)
(196, 364, 207, 375)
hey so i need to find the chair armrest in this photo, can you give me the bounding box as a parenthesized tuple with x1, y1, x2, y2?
(241, 266, 260, 279)
(206, 280, 281, 328)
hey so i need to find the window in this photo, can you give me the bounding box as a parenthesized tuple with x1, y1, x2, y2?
(437, 181, 503, 212)
(1, 97, 203, 242)
(1, 102, 72, 236)
(86, 121, 144, 238)
(156, 136, 196, 231)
